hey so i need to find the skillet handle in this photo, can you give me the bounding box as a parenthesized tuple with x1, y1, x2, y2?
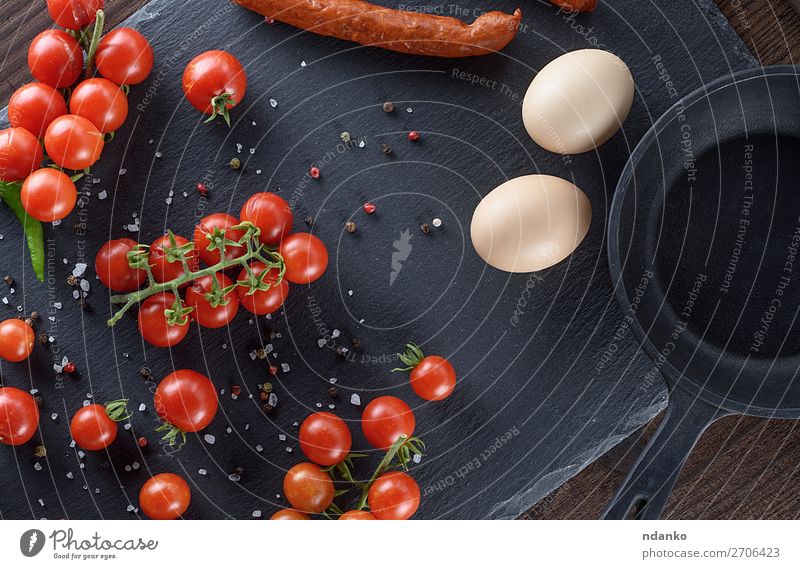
(602, 387, 725, 520)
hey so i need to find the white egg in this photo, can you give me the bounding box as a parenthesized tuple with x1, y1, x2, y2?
(522, 49, 634, 154)
(470, 174, 591, 272)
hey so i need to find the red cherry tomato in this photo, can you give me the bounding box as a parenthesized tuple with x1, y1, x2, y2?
(139, 473, 191, 520)
(236, 262, 289, 316)
(185, 273, 239, 328)
(46, 0, 104, 30)
(239, 192, 292, 246)
(148, 233, 198, 286)
(339, 510, 376, 520)
(28, 29, 83, 88)
(137, 292, 189, 348)
(367, 471, 420, 520)
(95, 28, 154, 86)
(182, 50, 247, 122)
(193, 212, 246, 266)
(0, 127, 43, 182)
(410, 355, 456, 401)
(270, 509, 310, 520)
(8, 83, 67, 138)
(70, 403, 124, 451)
(0, 319, 35, 362)
(21, 168, 77, 222)
(69, 78, 128, 134)
(361, 396, 415, 450)
(44, 115, 104, 171)
(0, 387, 39, 446)
(95, 238, 146, 292)
(299, 412, 352, 466)
(283, 463, 334, 514)
(278, 233, 328, 284)
(154, 369, 218, 433)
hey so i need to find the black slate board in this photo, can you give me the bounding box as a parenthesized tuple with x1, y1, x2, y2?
(0, 0, 756, 519)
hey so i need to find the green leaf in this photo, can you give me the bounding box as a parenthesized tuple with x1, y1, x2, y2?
(0, 181, 45, 282)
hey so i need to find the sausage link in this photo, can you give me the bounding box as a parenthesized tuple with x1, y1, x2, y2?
(232, 0, 522, 57)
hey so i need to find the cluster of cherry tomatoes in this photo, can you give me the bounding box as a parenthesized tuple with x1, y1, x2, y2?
(0, 0, 153, 223)
(96, 191, 328, 347)
(274, 397, 421, 520)
(272, 346, 458, 520)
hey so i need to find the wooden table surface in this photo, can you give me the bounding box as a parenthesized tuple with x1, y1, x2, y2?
(1, 0, 799, 520)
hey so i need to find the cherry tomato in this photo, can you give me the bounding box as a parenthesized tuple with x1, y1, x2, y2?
(0, 127, 43, 182)
(28, 29, 83, 88)
(137, 292, 189, 348)
(361, 396, 415, 450)
(0, 387, 39, 446)
(8, 83, 67, 138)
(148, 233, 198, 285)
(283, 462, 334, 514)
(95, 28, 154, 86)
(154, 369, 218, 433)
(367, 471, 420, 520)
(46, 0, 104, 30)
(299, 412, 351, 466)
(410, 355, 456, 401)
(186, 273, 239, 328)
(239, 192, 292, 246)
(193, 212, 246, 266)
(182, 50, 247, 122)
(339, 510, 376, 520)
(278, 233, 328, 285)
(0, 319, 35, 363)
(70, 402, 125, 451)
(95, 238, 146, 292)
(44, 115, 104, 170)
(270, 509, 310, 520)
(69, 78, 128, 134)
(139, 473, 191, 520)
(236, 262, 289, 316)
(21, 168, 77, 222)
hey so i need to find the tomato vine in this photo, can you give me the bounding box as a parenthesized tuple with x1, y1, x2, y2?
(106, 221, 285, 326)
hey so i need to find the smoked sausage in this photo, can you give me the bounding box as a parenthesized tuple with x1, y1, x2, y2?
(231, 0, 522, 58)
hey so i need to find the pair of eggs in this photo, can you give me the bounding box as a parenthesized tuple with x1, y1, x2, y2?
(471, 49, 634, 273)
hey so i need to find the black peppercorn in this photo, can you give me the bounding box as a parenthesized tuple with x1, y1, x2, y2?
(261, 403, 274, 414)
(420, 222, 430, 234)
(328, 386, 339, 399)
(382, 101, 394, 113)
(345, 220, 356, 234)
(351, 337, 361, 350)
(139, 367, 152, 379)
(304, 216, 314, 227)
(381, 143, 392, 155)
(3, 275, 13, 286)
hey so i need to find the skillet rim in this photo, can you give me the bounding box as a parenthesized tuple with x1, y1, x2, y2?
(607, 64, 800, 418)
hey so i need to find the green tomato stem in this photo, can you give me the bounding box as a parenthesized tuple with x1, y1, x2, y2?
(355, 435, 408, 510)
(106, 223, 284, 326)
(84, 10, 105, 79)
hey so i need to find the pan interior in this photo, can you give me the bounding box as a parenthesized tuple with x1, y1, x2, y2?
(615, 70, 800, 412)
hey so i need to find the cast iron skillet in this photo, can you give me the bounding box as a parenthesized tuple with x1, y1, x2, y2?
(603, 65, 800, 519)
